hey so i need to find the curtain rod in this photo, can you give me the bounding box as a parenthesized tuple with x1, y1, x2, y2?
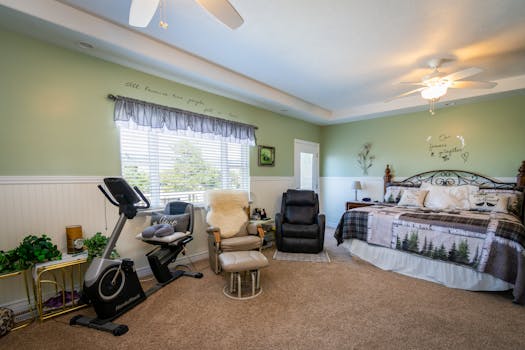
(107, 94, 258, 130)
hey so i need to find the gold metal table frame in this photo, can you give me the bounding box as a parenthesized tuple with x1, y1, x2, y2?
(33, 255, 88, 321)
(0, 270, 34, 330)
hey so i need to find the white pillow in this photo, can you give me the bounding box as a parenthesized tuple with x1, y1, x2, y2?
(421, 184, 478, 210)
(397, 189, 428, 207)
(469, 192, 509, 213)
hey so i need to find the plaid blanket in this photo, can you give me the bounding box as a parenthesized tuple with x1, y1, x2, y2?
(335, 210, 368, 243)
(333, 205, 525, 304)
(496, 220, 525, 247)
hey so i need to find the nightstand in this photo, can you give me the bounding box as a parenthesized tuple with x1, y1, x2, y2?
(346, 201, 375, 211)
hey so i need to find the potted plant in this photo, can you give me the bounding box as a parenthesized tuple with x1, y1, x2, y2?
(83, 232, 119, 261)
(0, 250, 16, 274)
(0, 235, 62, 274)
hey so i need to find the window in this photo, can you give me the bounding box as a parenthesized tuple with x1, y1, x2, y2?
(112, 95, 255, 206)
(119, 128, 249, 207)
(299, 152, 313, 190)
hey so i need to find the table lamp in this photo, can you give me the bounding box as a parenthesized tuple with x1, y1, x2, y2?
(351, 181, 362, 201)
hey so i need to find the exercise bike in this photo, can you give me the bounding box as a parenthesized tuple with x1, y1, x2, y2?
(70, 177, 203, 336)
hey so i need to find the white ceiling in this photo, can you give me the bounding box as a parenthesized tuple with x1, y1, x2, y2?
(1, 0, 525, 124)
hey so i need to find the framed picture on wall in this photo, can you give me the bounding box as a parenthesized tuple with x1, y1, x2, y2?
(258, 145, 275, 166)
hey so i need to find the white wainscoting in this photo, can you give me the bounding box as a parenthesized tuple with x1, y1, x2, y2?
(0, 176, 147, 309)
(250, 176, 294, 218)
(0, 175, 293, 309)
(2, 173, 513, 305)
(320, 176, 385, 227)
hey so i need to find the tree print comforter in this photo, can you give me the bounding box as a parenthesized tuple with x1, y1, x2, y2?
(334, 204, 525, 303)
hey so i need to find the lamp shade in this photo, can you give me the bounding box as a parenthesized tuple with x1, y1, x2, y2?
(351, 181, 362, 190)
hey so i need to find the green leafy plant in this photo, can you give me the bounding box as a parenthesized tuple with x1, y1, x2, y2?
(84, 232, 119, 261)
(0, 250, 16, 273)
(0, 235, 62, 274)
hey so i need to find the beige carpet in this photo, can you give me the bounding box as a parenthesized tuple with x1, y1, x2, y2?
(2, 229, 525, 350)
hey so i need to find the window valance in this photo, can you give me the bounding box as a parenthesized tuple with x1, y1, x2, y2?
(111, 95, 256, 145)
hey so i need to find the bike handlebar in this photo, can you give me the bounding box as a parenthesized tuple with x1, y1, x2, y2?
(97, 183, 150, 210)
(133, 186, 150, 209)
(97, 185, 119, 207)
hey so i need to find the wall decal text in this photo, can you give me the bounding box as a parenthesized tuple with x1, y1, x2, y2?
(122, 81, 240, 120)
(426, 134, 469, 162)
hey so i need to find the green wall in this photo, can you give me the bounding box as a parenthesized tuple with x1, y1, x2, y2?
(0, 28, 320, 176)
(2, 27, 523, 180)
(321, 94, 525, 178)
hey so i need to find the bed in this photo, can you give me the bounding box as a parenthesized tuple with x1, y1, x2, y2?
(334, 163, 525, 303)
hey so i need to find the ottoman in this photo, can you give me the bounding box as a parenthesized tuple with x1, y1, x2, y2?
(218, 251, 269, 300)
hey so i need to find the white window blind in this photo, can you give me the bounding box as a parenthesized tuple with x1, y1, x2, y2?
(119, 128, 249, 207)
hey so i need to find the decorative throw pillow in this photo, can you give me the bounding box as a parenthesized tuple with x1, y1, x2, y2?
(152, 213, 190, 232)
(477, 189, 522, 217)
(397, 189, 428, 207)
(384, 186, 404, 203)
(469, 192, 509, 213)
(421, 184, 477, 210)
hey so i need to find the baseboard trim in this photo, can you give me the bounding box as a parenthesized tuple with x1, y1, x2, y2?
(327, 221, 339, 228)
(1, 297, 35, 322)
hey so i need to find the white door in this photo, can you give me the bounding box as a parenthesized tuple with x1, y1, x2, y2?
(294, 139, 320, 191)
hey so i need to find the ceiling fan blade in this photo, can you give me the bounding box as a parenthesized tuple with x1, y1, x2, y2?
(399, 82, 426, 86)
(385, 87, 425, 102)
(196, 0, 244, 29)
(449, 80, 497, 89)
(129, 0, 160, 27)
(442, 67, 482, 82)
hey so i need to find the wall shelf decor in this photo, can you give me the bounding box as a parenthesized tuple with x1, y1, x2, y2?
(357, 143, 375, 175)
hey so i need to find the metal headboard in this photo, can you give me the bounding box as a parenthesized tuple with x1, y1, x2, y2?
(387, 169, 518, 190)
(382, 164, 525, 223)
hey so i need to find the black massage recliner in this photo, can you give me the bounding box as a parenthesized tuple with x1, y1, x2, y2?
(275, 190, 325, 253)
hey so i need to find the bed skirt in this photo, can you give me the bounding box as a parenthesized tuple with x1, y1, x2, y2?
(342, 239, 513, 291)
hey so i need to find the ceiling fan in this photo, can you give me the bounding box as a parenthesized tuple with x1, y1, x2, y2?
(390, 58, 497, 114)
(129, 0, 243, 30)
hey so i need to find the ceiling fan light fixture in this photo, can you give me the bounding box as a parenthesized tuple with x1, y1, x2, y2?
(421, 82, 449, 100)
(391, 58, 496, 116)
(421, 82, 451, 115)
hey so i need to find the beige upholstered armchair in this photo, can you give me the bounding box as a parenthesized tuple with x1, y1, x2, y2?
(205, 190, 265, 274)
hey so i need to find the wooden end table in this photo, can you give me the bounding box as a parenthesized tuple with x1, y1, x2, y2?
(346, 201, 375, 211)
